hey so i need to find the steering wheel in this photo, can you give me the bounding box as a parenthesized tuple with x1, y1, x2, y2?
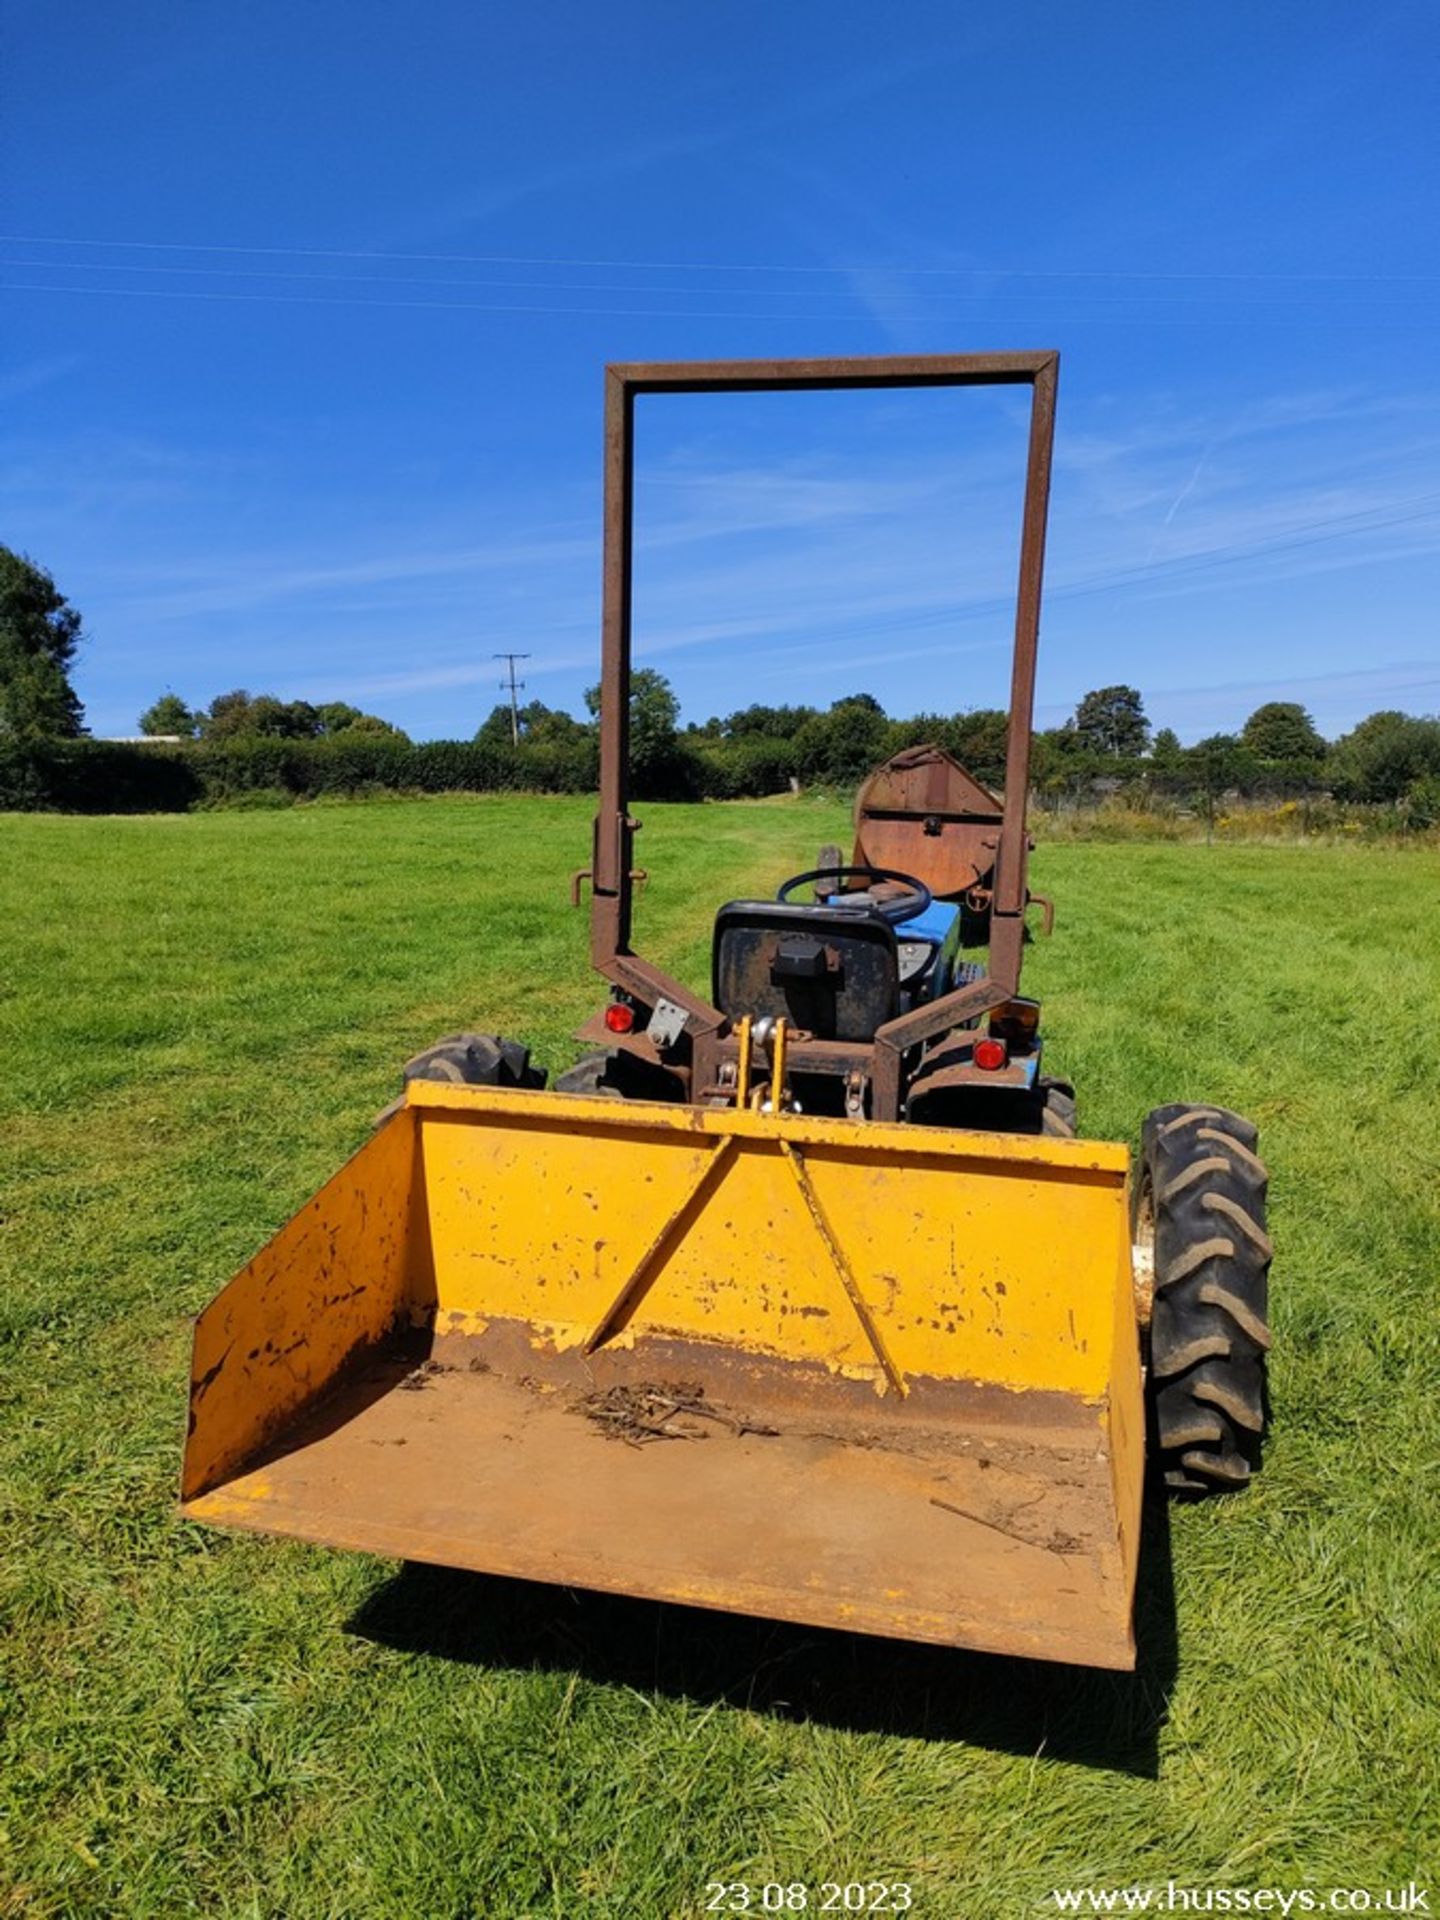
(776, 864, 933, 928)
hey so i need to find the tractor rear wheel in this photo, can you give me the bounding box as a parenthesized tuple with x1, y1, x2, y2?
(1135, 1104, 1271, 1494)
(403, 1033, 546, 1090)
(554, 1049, 685, 1102)
(1039, 1078, 1078, 1137)
(553, 1051, 622, 1098)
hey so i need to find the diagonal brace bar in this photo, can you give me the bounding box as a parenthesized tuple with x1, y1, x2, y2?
(779, 1140, 907, 1398)
(584, 1136, 738, 1354)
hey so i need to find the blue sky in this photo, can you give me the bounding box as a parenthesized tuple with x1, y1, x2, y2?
(3, 0, 1437, 742)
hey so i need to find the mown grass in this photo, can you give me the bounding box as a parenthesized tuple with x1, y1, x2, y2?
(1, 795, 1437, 1917)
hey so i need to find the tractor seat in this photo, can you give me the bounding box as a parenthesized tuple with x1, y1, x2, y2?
(712, 899, 900, 1042)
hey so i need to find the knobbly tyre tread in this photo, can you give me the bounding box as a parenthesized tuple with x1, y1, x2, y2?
(1137, 1102, 1271, 1494)
(553, 1050, 622, 1099)
(1039, 1077, 1078, 1137)
(402, 1032, 547, 1091)
(554, 1049, 685, 1102)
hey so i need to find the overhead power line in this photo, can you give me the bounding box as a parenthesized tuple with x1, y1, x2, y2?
(1, 230, 1436, 285)
(3, 280, 1435, 331)
(0, 281, 870, 322)
(0, 255, 1430, 316)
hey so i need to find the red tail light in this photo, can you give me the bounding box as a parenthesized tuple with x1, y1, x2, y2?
(973, 1036, 1008, 1071)
(604, 1003, 635, 1034)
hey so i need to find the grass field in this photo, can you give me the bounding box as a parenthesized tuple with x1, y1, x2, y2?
(2, 794, 1438, 1917)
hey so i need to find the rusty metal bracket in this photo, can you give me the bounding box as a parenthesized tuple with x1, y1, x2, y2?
(1027, 892, 1056, 937)
(572, 867, 648, 908)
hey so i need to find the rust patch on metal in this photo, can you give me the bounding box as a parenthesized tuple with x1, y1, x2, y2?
(191, 1342, 233, 1401)
(852, 744, 1004, 899)
(182, 1321, 1135, 1668)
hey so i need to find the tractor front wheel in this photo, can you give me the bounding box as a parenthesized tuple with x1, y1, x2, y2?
(1135, 1103, 1271, 1494)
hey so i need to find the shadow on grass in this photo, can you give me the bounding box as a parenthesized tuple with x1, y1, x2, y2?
(348, 1492, 1176, 1776)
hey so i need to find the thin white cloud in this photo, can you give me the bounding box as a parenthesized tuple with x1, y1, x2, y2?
(0, 352, 83, 402)
(116, 527, 596, 621)
(18, 372, 1440, 739)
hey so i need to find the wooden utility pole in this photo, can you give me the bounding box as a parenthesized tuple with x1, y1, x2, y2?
(493, 653, 530, 746)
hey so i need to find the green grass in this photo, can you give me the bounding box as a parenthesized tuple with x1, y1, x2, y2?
(2, 795, 1438, 1917)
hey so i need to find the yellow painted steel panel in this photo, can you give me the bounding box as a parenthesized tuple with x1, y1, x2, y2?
(403, 1077, 1131, 1168)
(182, 1107, 420, 1499)
(1105, 1185, 1147, 1572)
(411, 1086, 1131, 1401)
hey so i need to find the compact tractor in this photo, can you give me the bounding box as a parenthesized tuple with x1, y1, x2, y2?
(182, 354, 1271, 1671)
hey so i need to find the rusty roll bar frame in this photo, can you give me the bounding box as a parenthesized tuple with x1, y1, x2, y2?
(587, 351, 1059, 1123)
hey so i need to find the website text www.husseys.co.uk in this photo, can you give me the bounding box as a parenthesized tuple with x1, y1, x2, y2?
(1048, 1886, 1429, 1914)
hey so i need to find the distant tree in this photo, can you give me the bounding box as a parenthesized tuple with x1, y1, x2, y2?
(316, 700, 407, 740)
(1402, 773, 1440, 831)
(476, 698, 584, 748)
(722, 703, 819, 740)
(875, 709, 1011, 781)
(475, 702, 516, 745)
(0, 546, 86, 740)
(139, 693, 199, 739)
(1033, 719, 1080, 756)
(525, 703, 589, 746)
(1030, 725, 1088, 793)
(197, 689, 259, 739)
(946, 708, 1010, 780)
(1340, 709, 1408, 750)
(1136, 726, 1187, 799)
(586, 667, 676, 749)
(1329, 710, 1440, 803)
(1190, 732, 1250, 794)
(244, 695, 318, 738)
(835, 691, 884, 716)
(1192, 730, 1239, 760)
(1241, 702, 1325, 761)
(792, 695, 890, 785)
(585, 668, 681, 789)
(878, 711, 946, 759)
(197, 691, 402, 740)
(890, 710, 948, 742)
(1071, 685, 1149, 758)
(247, 695, 288, 736)
(316, 701, 366, 732)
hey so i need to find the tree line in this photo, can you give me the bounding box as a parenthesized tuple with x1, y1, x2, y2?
(2, 543, 1438, 823)
(132, 672, 1440, 815)
(469, 676, 1440, 821)
(136, 688, 408, 743)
